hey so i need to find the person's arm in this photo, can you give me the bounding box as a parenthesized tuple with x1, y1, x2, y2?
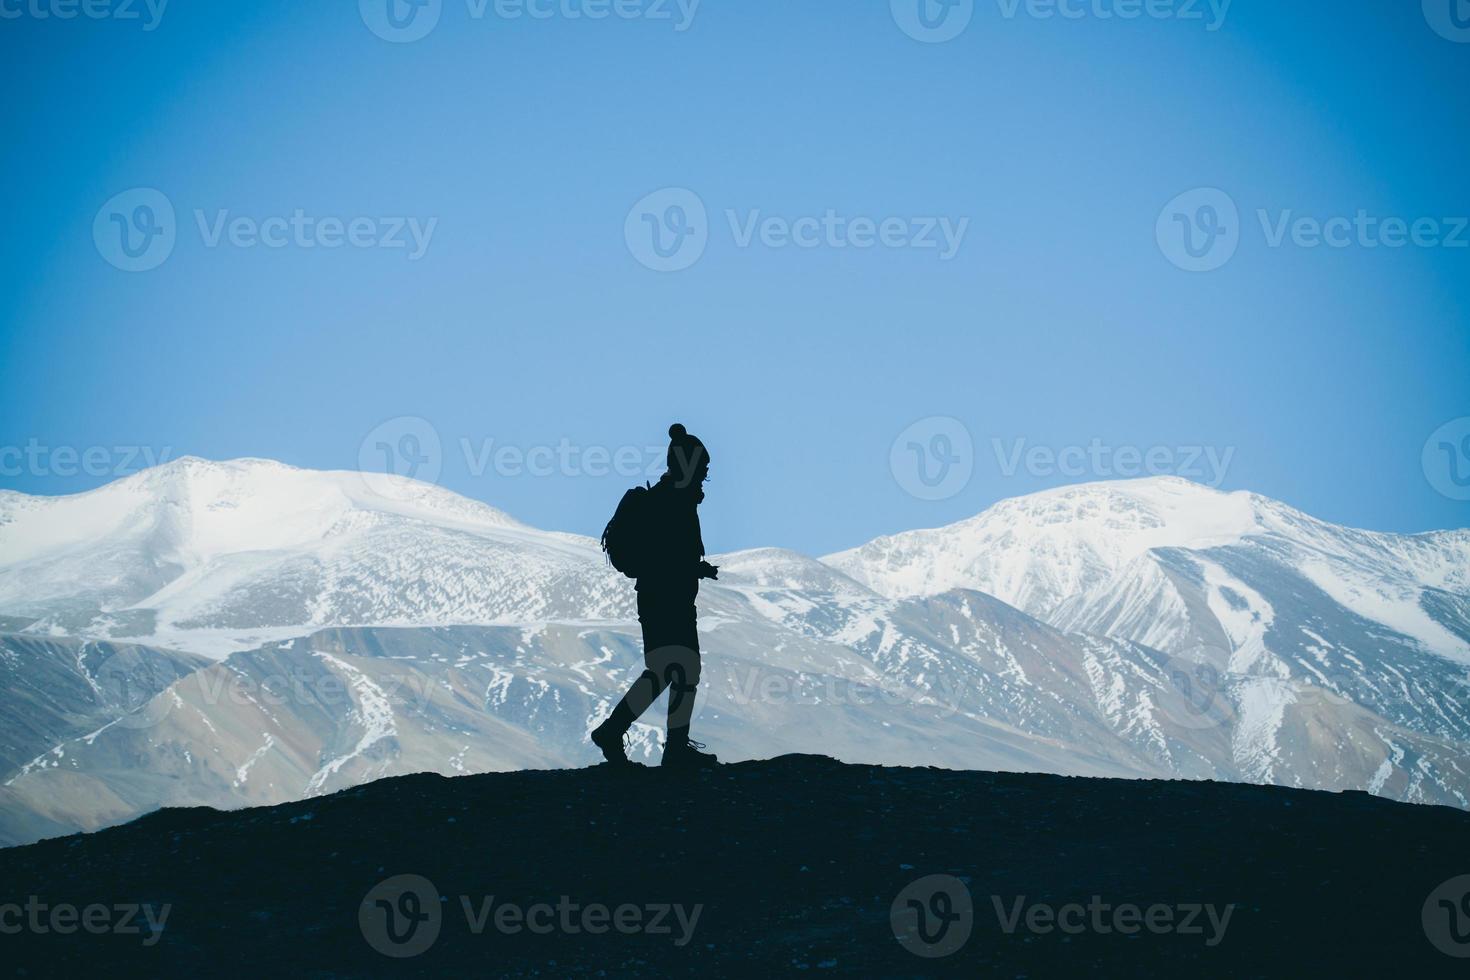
(692, 507, 716, 579)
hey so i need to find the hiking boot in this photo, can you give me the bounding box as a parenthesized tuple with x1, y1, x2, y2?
(662, 732, 719, 768)
(591, 707, 637, 767)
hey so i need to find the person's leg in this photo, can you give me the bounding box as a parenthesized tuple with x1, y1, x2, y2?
(660, 606, 717, 767)
(590, 594, 670, 764)
(662, 614, 701, 735)
(614, 664, 666, 724)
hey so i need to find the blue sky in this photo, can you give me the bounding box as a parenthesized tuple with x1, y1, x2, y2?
(2, 0, 1467, 556)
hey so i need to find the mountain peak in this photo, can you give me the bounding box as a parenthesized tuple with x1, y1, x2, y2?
(0, 456, 557, 655)
(823, 477, 1268, 610)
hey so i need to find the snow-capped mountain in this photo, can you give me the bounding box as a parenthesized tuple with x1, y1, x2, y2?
(825, 478, 1470, 790)
(0, 459, 1466, 847)
(0, 458, 630, 657)
(825, 478, 1470, 663)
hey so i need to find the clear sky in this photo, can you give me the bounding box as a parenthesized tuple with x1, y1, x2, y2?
(2, 0, 1467, 556)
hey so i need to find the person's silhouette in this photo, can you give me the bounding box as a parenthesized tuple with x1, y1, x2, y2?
(591, 424, 720, 768)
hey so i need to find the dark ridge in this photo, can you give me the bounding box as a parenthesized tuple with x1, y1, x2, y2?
(1, 756, 1467, 976)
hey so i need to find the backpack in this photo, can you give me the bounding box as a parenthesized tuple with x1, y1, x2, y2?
(601, 482, 655, 579)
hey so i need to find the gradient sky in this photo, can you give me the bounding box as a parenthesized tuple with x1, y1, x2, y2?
(2, 0, 1467, 556)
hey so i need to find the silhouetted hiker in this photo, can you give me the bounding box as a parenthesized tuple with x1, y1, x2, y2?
(591, 423, 720, 768)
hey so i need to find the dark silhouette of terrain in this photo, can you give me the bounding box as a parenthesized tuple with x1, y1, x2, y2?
(1, 756, 1467, 976)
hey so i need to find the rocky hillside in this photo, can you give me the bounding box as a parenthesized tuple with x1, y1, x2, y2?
(0, 756, 1467, 976)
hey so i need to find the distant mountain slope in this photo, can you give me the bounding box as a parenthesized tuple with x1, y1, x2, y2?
(825, 477, 1470, 799)
(0, 633, 205, 779)
(824, 478, 1469, 661)
(0, 593, 1201, 847)
(1, 756, 1466, 976)
(1, 461, 1467, 848)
